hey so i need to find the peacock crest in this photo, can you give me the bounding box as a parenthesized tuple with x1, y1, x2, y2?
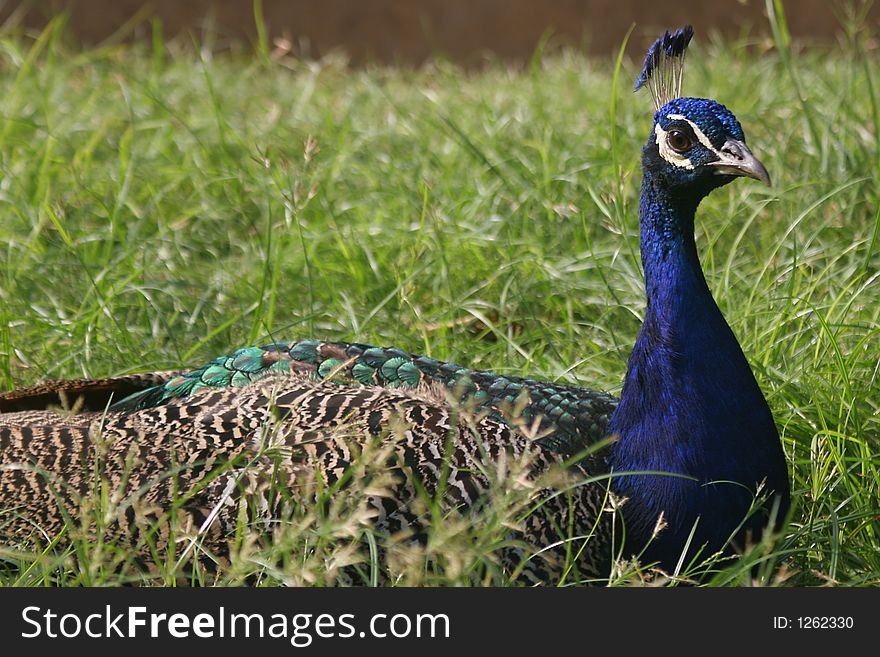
(633, 25, 694, 110)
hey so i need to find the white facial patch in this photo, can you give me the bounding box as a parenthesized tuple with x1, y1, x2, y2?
(655, 114, 722, 169)
(654, 123, 694, 169)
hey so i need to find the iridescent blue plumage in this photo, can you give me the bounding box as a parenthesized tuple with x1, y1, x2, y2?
(657, 97, 745, 145)
(607, 41, 788, 569)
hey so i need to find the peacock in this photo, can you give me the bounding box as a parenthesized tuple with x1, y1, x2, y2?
(0, 26, 790, 582)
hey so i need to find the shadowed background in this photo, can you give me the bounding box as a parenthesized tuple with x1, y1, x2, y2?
(2, 0, 877, 62)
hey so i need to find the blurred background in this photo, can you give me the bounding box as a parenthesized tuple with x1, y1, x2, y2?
(2, 0, 876, 63)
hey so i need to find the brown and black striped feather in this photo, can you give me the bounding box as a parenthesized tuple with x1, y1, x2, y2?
(0, 372, 179, 413)
(0, 374, 612, 581)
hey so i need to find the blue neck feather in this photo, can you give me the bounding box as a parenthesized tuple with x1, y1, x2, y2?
(607, 162, 789, 571)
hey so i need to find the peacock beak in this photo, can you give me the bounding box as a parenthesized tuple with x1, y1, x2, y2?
(709, 139, 771, 186)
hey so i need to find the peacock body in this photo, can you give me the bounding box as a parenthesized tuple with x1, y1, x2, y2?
(0, 342, 618, 581)
(0, 26, 790, 582)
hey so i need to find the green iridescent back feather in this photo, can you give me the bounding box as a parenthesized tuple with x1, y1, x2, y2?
(110, 339, 618, 455)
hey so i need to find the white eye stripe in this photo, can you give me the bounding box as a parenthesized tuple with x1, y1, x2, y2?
(654, 123, 694, 169)
(655, 115, 724, 169)
(666, 114, 718, 151)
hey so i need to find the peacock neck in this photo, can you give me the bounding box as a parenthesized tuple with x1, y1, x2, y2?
(612, 170, 748, 445)
(637, 172, 707, 322)
(605, 167, 788, 569)
(611, 169, 744, 454)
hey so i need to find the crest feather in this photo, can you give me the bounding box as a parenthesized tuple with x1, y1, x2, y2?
(633, 25, 694, 110)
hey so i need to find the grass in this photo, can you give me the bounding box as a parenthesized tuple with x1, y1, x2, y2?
(0, 7, 878, 586)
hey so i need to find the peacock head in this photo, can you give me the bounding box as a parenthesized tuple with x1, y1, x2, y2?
(635, 26, 769, 198)
(644, 96, 770, 196)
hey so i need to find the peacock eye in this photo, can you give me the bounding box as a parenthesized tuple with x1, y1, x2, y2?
(666, 129, 693, 153)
